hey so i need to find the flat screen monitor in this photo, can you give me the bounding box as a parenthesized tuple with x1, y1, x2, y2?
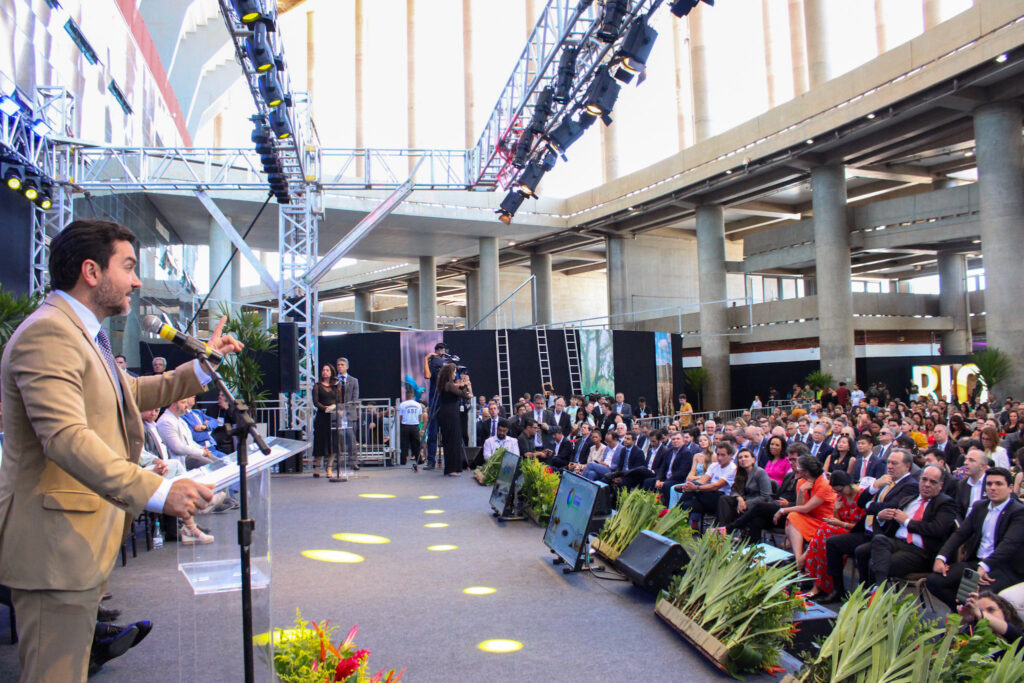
(489, 451, 522, 518)
(543, 471, 602, 571)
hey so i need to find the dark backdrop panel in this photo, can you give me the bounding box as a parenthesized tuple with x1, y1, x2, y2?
(318, 332, 400, 399)
(672, 334, 686, 411)
(730, 360, 820, 408)
(0, 187, 34, 295)
(507, 329, 542, 402)
(545, 330, 572, 398)
(445, 330, 498, 404)
(138, 341, 280, 400)
(612, 331, 657, 407)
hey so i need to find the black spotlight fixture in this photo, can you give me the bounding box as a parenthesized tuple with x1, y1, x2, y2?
(515, 160, 545, 199)
(614, 14, 658, 83)
(258, 69, 286, 108)
(553, 46, 578, 103)
(496, 189, 525, 225)
(545, 113, 595, 158)
(231, 0, 265, 23)
(1, 161, 23, 191)
(269, 106, 293, 139)
(512, 130, 533, 168)
(669, 0, 713, 18)
(35, 182, 53, 210)
(597, 0, 628, 43)
(583, 65, 621, 124)
(245, 22, 275, 72)
(21, 173, 38, 201)
(540, 147, 559, 172)
(527, 86, 555, 134)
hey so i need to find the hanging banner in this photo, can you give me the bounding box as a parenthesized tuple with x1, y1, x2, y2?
(400, 330, 442, 400)
(579, 329, 614, 396)
(655, 332, 673, 416)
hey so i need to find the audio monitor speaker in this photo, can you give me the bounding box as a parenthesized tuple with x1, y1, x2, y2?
(278, 321, 299, 393)
(617, 530, 689, 593)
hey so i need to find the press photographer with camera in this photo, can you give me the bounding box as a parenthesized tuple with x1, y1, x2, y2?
(435, 361, 473, 476)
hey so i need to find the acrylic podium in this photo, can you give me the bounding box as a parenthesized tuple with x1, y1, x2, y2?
(174, 436, 308, 681)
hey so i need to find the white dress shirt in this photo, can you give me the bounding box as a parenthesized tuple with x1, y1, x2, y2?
(483, 435, 519, 458)
(894, 496, 927, 548)
(978, 498, 1011, 568)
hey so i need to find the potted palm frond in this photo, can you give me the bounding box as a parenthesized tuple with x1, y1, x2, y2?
(804, 370, 833, 393)
(215, 304, 276, 411)
(0, 287, 41, 358)
(971, 347, 1013, 400)
(474, 447, 506, 485)
(656, 532, 805, 678)
(594, 488, 693, 562)
(685, 367, 708, 412)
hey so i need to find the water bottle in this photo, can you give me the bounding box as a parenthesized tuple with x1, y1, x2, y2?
(153, 519, 164, 548)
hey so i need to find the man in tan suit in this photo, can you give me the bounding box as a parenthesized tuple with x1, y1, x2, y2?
(0, 220, 243, 681)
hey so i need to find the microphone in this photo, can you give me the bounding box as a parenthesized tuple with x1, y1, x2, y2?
(141, 315, 223, 364)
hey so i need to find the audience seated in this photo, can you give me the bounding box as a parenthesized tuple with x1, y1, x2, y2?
(715, 448, 772, 527)
(157, 398, 221, 469)
(774, 455, 836, 570)
(803, 471, 865, 598)
(677, 442, 737, 527)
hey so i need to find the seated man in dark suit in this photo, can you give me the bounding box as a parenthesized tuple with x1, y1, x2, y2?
(643, 431, 693, 505)
(926, 467, 1024, 611)
(538, 426, 573, 470)
(955, 448, 989, 518)
(853, 432, 887, 484)
(824, 448, 919, 600)
(601, 432, 646, 486)
(516, 418, 545, 459)
(807, 424, 834, 463)
(618, 429, 666, 490)
(867, 464, 959, 586)
(922, 447, 959, 498)
(477, 405, 501, 445)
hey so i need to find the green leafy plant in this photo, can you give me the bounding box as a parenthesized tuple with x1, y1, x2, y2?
(518, 457, 560, 525)
(804, 370, 834, 393)
(475, 447, 506, 486)
(971, 348, 1014, 398)
(0, 287, 42, 358)
(216, 303, 276, 409)
(597, 488, 693, 556)
(685, 367, 708, 412)
(264, 609, 404, 683)
(662, 533, 804, 677)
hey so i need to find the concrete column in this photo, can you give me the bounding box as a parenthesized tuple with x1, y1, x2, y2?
(406, 281, 420, 328)
(462, 0, 475, 149)
(788, 0, 809, 96)
(478, 236, 499, 328)
(803, 0, 833, 88)
(601, 121, 619, 183)
(874, 0, 888, 56)
(605, 234, 630, 328)
(306, 10, 316, 123)
(673, 17, 695, 150)
(530, 251, 553, 326)
(923, 0, 944, 30)
(209, 218, 232, 316)
(230, 253, 242, 314)
(897, 280, 912, 294)
(419, 256, 437, 330)
(696, 205, 731, 411)
(811, 164, 856, 384)
(761, 0, 780, 109)
(406, 0, 417, 175)
(937, 250, 971, 356)
(354, 290, 371, 332)
(974, 101, 1024, 396)
(354, 0, 365, 175)
(687, 9, 713, 141)
(123, 294, 141, 368)
(466, 270, 480, 328)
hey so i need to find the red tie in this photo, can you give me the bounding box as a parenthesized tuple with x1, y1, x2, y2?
(905, 499, 928, 546)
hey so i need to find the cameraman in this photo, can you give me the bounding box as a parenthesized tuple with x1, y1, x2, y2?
(423, 342, 448, 470)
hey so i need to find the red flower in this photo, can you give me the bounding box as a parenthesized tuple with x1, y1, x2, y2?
(334, 650, 369, 681)
(544, 467, 554, 475)
(658, 508, 670, 517)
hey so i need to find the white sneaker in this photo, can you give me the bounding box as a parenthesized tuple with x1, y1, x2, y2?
(180, 526, 215, 545)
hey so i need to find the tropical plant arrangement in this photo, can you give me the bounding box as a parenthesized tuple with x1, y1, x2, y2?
(265, 610, 405, 683)
(475, 447, 506, 485)
(657, 532, 805, 677)
(791, 585, 1024, 682)
(216, 303, 276, 409)
(971, 347, 1013, 399)
(595, 488, 693, 560)
(804, 370, 834, 393)
(518, 457, 561, 525)
(0, 286, 41, 357)
(685, 367, 708, 412)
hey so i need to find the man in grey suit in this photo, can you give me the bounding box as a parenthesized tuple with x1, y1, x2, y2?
(335, 357, 360, 477)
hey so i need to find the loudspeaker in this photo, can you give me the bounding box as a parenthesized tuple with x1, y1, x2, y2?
(617, 530, 689, 593)
(788, 600, 837, 656)
(278, 322, 299, 393)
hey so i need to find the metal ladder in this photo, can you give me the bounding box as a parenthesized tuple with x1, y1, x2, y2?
(496, 329, 513, 414)
(564, 327, 582, 397)
(536, 328, 552, 392)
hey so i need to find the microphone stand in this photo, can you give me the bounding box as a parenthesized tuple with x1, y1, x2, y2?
(197, 356, 271, 683)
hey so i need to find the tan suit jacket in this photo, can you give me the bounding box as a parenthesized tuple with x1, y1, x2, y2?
(0, 293, 205, 591)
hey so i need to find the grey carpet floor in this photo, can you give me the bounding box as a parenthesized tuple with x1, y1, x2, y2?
(0, 468, 803, 682)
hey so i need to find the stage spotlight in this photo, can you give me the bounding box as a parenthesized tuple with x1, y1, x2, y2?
(669, 0, 712, 18)
(515, 160, 545, 199)
(614, 15, 658, 83)
(0, 96, 19, 116)
(245, 22, 275, 72)
(231, 0, 265, 23)
(511, 130, 533, 168)
(496, 189, 525, 225)
(258, 70, 286, 108)
(35, 183, 52, 210)
(31, 119, 52, 137)
(267, 172, 287, 188)
(527, 86, 555, 135)
(269, 106, 292, 139)
(597, 0, 628, 43)
(274, 191, 290, 205)
(2, 162, 23, 190)
(553, 46, 578, 103)
(545, 113, 595, 157)
(584, 65, 621, 124)
(540, 148, 558, 172)
(22, 180, 38, 201)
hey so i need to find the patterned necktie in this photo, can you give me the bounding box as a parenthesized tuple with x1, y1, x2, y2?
(95, 329, 123, 403)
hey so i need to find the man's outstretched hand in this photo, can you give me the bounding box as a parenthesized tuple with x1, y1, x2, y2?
(208, 316, 245, 356)
(163, 479, 215, 518)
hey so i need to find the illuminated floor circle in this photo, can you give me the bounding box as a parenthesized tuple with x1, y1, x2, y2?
(358, 493, 396, 499)
(427, 544, 458, 551)
(423, 509, 445, 514)
(478, 639, 522, 653)
(463, 586, 496, 595)
(424, 523, 449, 528)
(332, 533, 391, 544)
(302, 549, 365, 563)
(418, 495, 439, 500)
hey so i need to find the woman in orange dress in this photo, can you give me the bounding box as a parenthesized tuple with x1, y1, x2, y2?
(773, 455, 837, 570)
(802, 470, 865, 597)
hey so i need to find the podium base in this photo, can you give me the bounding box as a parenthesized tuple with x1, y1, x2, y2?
(180, 558, 271, 595)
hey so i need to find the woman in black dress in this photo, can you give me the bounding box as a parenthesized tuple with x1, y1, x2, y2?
(437, 362, 473, 476)
(312, 363, 339, 478)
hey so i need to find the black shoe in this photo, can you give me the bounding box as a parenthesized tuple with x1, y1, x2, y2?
(313, 472, 320, 479)
(97, 605, 121, 622)
(425, 464, 435, 470)
(412, 463, 418, 473)
(90, 624, 138, 674)
(94, 620, 151, 649)
(353, 464, 361, 471)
